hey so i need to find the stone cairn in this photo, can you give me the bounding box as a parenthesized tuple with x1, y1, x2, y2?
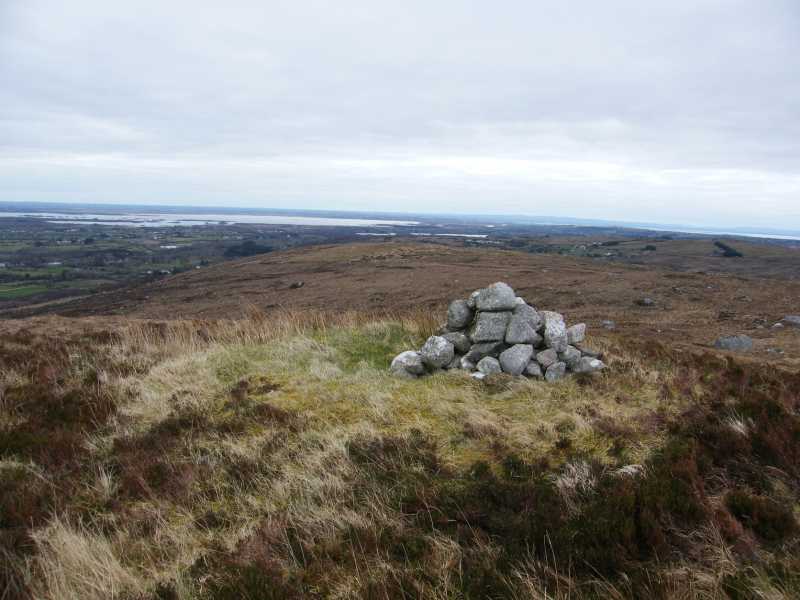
(391, 282, 605, 381)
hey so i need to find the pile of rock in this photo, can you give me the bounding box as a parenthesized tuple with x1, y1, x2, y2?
(391, 282, 605, 381)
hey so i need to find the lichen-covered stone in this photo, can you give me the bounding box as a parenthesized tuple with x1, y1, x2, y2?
(499, 344, 534, 375)
(470, 311, 512, 342)
(545, 361, 567, 382)
(420, 336, 455, 368)
(475, 282, 517, 311)
(447, 299, 473, 330)
(524, 361, 543, 378)
(476, 356, 502, 375)
(536, 348, 559, 368)
(390, 351, 425, 377)
(542, 312, 568, 353)
(566, 323, 586, 345)
(442, 331, 471, 354)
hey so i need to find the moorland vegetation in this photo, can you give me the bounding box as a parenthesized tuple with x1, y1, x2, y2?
(2, 310, 799, 599)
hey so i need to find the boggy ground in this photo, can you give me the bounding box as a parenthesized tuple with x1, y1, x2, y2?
(14, 241, 800, 369)
(2, 311, 800, 599)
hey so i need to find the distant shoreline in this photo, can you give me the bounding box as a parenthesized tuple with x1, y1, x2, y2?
(1, 202, 798, 242)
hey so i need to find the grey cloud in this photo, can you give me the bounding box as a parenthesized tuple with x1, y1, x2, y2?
(1, 0, 799, 226)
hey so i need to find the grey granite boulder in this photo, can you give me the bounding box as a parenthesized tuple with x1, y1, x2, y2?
(475, 282, 517, 311)
(447, 299, 473, 330)
(499, 344, 534, 376)
(545, 362, 567, 382)
(464, 340, 507, 363)
(477, 356, 502, 375)
(781, 315, 800, 328)
(506, 303, 543, 344)
(466, 290, 480, 309)
(390, 351, 425, 377)
(460, 356, 477, 371)
(714, 334, 753, 352)
(444, 354, 463, 370)
(420, 336, 455, 368)
(541, 311, 569, 353)
(566, 323, 586, 345)
(442, 332, 471, 354)
(524, 361, 543, 378)
(572, 357, 606, 374)
(471, 311, 512, 342)
(536, 348, 559, 368)
(559, 345, 582, 370)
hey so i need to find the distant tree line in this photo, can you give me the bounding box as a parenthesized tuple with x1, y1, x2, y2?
(224, 240, 274, 258)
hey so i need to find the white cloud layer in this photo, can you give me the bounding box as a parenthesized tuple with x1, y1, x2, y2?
(1, 0, 799, 227)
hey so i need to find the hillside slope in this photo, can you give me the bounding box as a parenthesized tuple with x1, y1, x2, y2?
(2, 313, 800, 599)
(11, 241, 800, 368)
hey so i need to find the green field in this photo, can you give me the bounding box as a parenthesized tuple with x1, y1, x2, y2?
(0, 283, 49, 299)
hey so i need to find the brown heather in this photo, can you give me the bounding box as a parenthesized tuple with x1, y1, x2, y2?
(1, 309, 799, 599)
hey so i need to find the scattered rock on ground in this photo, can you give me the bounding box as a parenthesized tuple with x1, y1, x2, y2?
(714, 334, 754, 352)
(572, 356, 606, 374)
(781, 315, 800, 328)
(601, 320, 616, 330)
(636, 297, 656, 307)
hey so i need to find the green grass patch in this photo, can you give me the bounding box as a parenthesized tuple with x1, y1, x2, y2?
(0, 283, 49, 299)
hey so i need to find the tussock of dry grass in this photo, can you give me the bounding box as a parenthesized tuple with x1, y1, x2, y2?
(2, 309, 799, 599)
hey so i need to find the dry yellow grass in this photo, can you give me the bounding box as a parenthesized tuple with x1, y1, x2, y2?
(2, 311, 799, 599)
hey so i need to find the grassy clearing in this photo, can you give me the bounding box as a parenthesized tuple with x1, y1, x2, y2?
(1, 311, 799, 599)
(0, 284, 49, 300)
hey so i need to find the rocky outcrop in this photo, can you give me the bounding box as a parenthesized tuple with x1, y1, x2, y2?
(390, 282, 606, 380)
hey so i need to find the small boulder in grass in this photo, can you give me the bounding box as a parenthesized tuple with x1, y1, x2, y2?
(545, 362, 567, 382)
(391, 351, 425, 378)
(573, 356, 606, 374)
(390, 281, 609, 381)
(714, 334, 753, 352)
(477, 356, 502, 375)
(420, 336, 455, 368)
(781, 315, 800, 328)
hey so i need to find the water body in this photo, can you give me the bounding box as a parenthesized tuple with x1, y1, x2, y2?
(0, 211, 419, 228)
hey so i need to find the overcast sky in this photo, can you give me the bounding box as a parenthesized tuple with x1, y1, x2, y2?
(1, 1, 799, 228)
